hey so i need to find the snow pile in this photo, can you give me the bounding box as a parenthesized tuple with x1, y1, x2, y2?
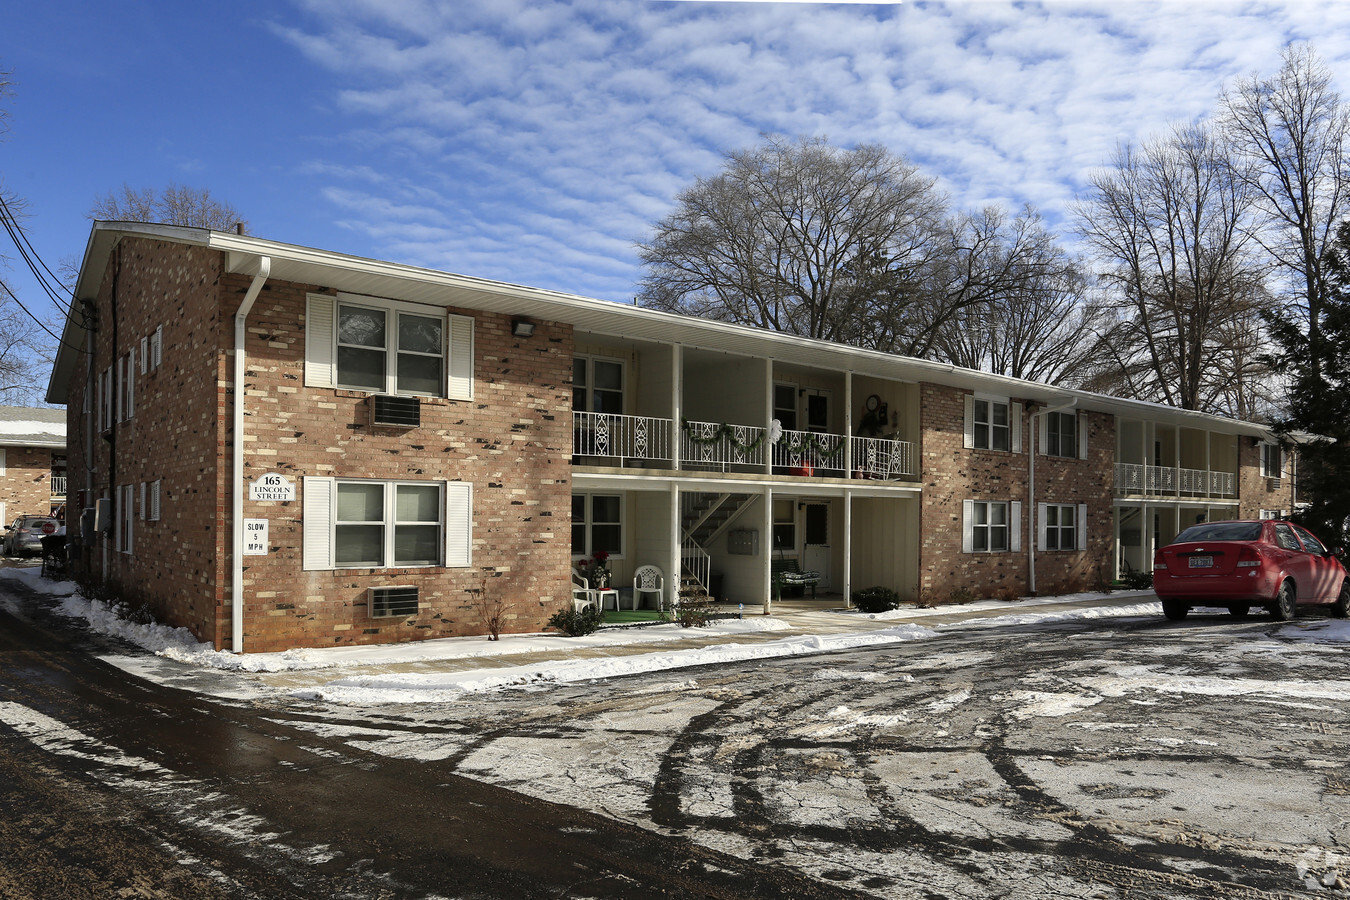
(858, 591, 1156, 621)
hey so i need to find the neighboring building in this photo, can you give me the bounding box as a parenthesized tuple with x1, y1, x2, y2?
(0, 405, 67, 528)
(46, 223, 1298, 652)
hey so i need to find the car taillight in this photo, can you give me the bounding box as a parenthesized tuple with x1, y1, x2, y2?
(1153, 549, 1166, 570)
(1236, 546, 1262, 568)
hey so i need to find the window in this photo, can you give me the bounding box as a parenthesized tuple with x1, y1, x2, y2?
(152, 325, 163, 369)
(1045, 412, 1077, 458)
(573, 356, 624, 414)
(964, 394, 1021, 452)
(303, 478, 470, 570)
(1040, 503, 1086, 551)
(1260, 442, 1282, 477)
(122, 349, 135, 420)
(337, 304, 444, 396)
(306, 294, 473, 400)
(962, 500, 1022, 553)
(1294, 526, 1327, 555)
(572, 493, 622, 557)
(117, 484, 134, 554)
(773, 383, 797, 431)
(1273, 522, 1301, 552)
(772, 498, 796, 552)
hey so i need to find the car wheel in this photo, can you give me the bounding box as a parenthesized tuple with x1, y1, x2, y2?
(1333, 582, 1349, 619)
(1270, 581, 1297, 621)
(1162, 600, 1189, 621)
(1228, 605, 1250, 618)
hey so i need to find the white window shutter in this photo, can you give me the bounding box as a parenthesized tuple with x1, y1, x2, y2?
(962, 395, 974, 449)
(1037, 502, 1048, 551)
(115, 357, 124, 422)
(1077, 503, 1088, 551)
(961, 499, 974, 553)
(153, 325, 163, 369)
(302, 477, 335, 570)
(1011, 402, 1023, 454)
(1278, 448, 1286, 477)
(139, 482, 146, 521)
(445, 481, 473, 567)
(140, 336, 149, 374)
(1038, 414, 1048, 456)
(150, 480, 161, 521)
(1009, 501, 1022, 553)
(447, 314, 474, 401)
(305, 295, 336, 388)
(0, 448, 5, 475)
(127, 349, 135, 419)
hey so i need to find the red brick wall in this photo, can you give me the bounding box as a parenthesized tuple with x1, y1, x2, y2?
(1237, 440, 1296, 517)
(226, 280, 575, 653)
(1, 446, 60, 524)
(917, 384, 1114, 602)
(65, 237, 226, 641)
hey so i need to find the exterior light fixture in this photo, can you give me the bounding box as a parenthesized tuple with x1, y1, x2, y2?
(512, 318, 536, 338)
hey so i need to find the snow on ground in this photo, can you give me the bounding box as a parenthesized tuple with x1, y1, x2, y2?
(5, 564, 1350, 705)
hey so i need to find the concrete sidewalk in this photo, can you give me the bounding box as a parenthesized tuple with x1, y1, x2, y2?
(250, 591, 1158, 693)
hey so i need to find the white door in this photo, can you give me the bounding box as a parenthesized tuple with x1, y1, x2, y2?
(802, 502, 831, 589)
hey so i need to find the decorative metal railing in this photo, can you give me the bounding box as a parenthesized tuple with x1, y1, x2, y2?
(849, 436, 916, 480)
(680, 419, 767, 472)
(573, 412, 672, 465)
(772, 428, 847, 476)
(1115, 463, 1236, 498)
(49, 475, 67, 497)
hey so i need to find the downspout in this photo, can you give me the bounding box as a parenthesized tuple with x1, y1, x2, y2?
(1028, 397, 1077, 596)
(231, 256, 271, 654)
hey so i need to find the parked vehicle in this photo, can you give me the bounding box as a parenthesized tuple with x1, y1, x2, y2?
(1153, 519, 1348, 621)
(3, 516, 60, 558)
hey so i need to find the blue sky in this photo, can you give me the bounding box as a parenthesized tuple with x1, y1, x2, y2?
(5, 0, 1350, 330)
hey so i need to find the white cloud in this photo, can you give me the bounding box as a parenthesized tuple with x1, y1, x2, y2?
(272, 0, 1350, 301)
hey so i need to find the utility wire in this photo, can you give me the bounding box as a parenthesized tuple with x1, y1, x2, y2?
(0, 192, 73, 315)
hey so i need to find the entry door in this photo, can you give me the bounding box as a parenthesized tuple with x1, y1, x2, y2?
(804, 390, 830, 434)
(802, 502, 831, 589)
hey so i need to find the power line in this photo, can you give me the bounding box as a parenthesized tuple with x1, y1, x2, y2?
(0, 192, 73, 316)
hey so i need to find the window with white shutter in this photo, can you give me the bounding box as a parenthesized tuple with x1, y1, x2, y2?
(303, 477, 468, 570)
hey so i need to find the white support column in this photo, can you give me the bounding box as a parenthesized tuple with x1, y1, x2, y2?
(843, 490, 853, 607)
(672, 344, 682, 471)
(670, 482, 680, 612)
(844, 372, 853, 478)
(765, 359, 774, 476)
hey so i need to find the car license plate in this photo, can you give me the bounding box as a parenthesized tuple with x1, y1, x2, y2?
(1189, 556, 1213, 568)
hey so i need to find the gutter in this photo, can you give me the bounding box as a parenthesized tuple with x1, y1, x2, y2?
(231, 256, 271, 654)
(1028, 397, 1077, 596)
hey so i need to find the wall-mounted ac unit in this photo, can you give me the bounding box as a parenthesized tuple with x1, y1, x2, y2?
(1267, 477, 1282, 492)
(370, 586, 419, 618)
(371, 394, 420, 428)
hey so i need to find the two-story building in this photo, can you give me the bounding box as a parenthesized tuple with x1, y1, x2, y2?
(0, 405, 66, 532)
(46, 222, 1296, 652)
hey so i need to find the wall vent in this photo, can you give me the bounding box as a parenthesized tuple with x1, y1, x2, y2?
(1266, 476, 1282, 492)
(371, 394, 420, 428)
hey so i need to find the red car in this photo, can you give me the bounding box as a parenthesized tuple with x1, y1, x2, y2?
(1153, 519, 1348, 621)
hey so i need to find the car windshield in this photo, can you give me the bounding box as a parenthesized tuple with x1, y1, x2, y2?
(1173, 522, 1263, 543)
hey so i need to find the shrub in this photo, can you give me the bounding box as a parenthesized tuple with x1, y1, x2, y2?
(547, 604, 603, 637)
(1122, 570, 1154, 590)
(851, 586, 901, 613)
(948, 586, 978, 605)
(675, 594, 713, 628)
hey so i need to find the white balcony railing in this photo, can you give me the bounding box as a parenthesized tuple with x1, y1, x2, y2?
(573, 412, 672, 465)
(49, 475, 67, 497)
(681, 419, 767, 472)
(1115, 463, 1236, 498)
(772, 429, 847, 477)
(850, 436, 916, 480)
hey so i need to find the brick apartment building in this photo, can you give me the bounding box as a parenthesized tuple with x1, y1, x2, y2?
(0, 406, 66, 532)
(46, 222, 1297, 652)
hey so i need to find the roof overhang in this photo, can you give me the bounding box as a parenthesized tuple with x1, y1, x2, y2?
(44, 222, 1294, 441)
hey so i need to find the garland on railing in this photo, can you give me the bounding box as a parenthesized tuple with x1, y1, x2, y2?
(680, 417, 768, 454)
(779, 432, 846, 462)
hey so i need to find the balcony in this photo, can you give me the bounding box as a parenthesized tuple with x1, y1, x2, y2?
(1115, 463, 1236, 499)
(573, 413, 915, 481)
(49, 475, 67, 498)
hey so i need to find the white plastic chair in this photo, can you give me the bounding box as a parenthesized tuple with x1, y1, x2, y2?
(633, 565, 665, 611)
(571, 571, 598, 613)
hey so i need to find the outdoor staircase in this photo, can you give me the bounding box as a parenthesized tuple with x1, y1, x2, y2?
(679, 492, 755, 602)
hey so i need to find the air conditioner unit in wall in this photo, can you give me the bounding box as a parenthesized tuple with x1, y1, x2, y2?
(370, 586, 419, 618)
(371, 394, 420, 428)
(1267, 477, 1282, 492)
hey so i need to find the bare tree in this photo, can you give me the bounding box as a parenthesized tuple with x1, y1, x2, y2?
(1220, 43, 1350, 386)
(1073, 122, 1272, 413)
(91, 182, 248, 232)
(637, 136, 947, 350)
(927, 209, 1099, 383)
